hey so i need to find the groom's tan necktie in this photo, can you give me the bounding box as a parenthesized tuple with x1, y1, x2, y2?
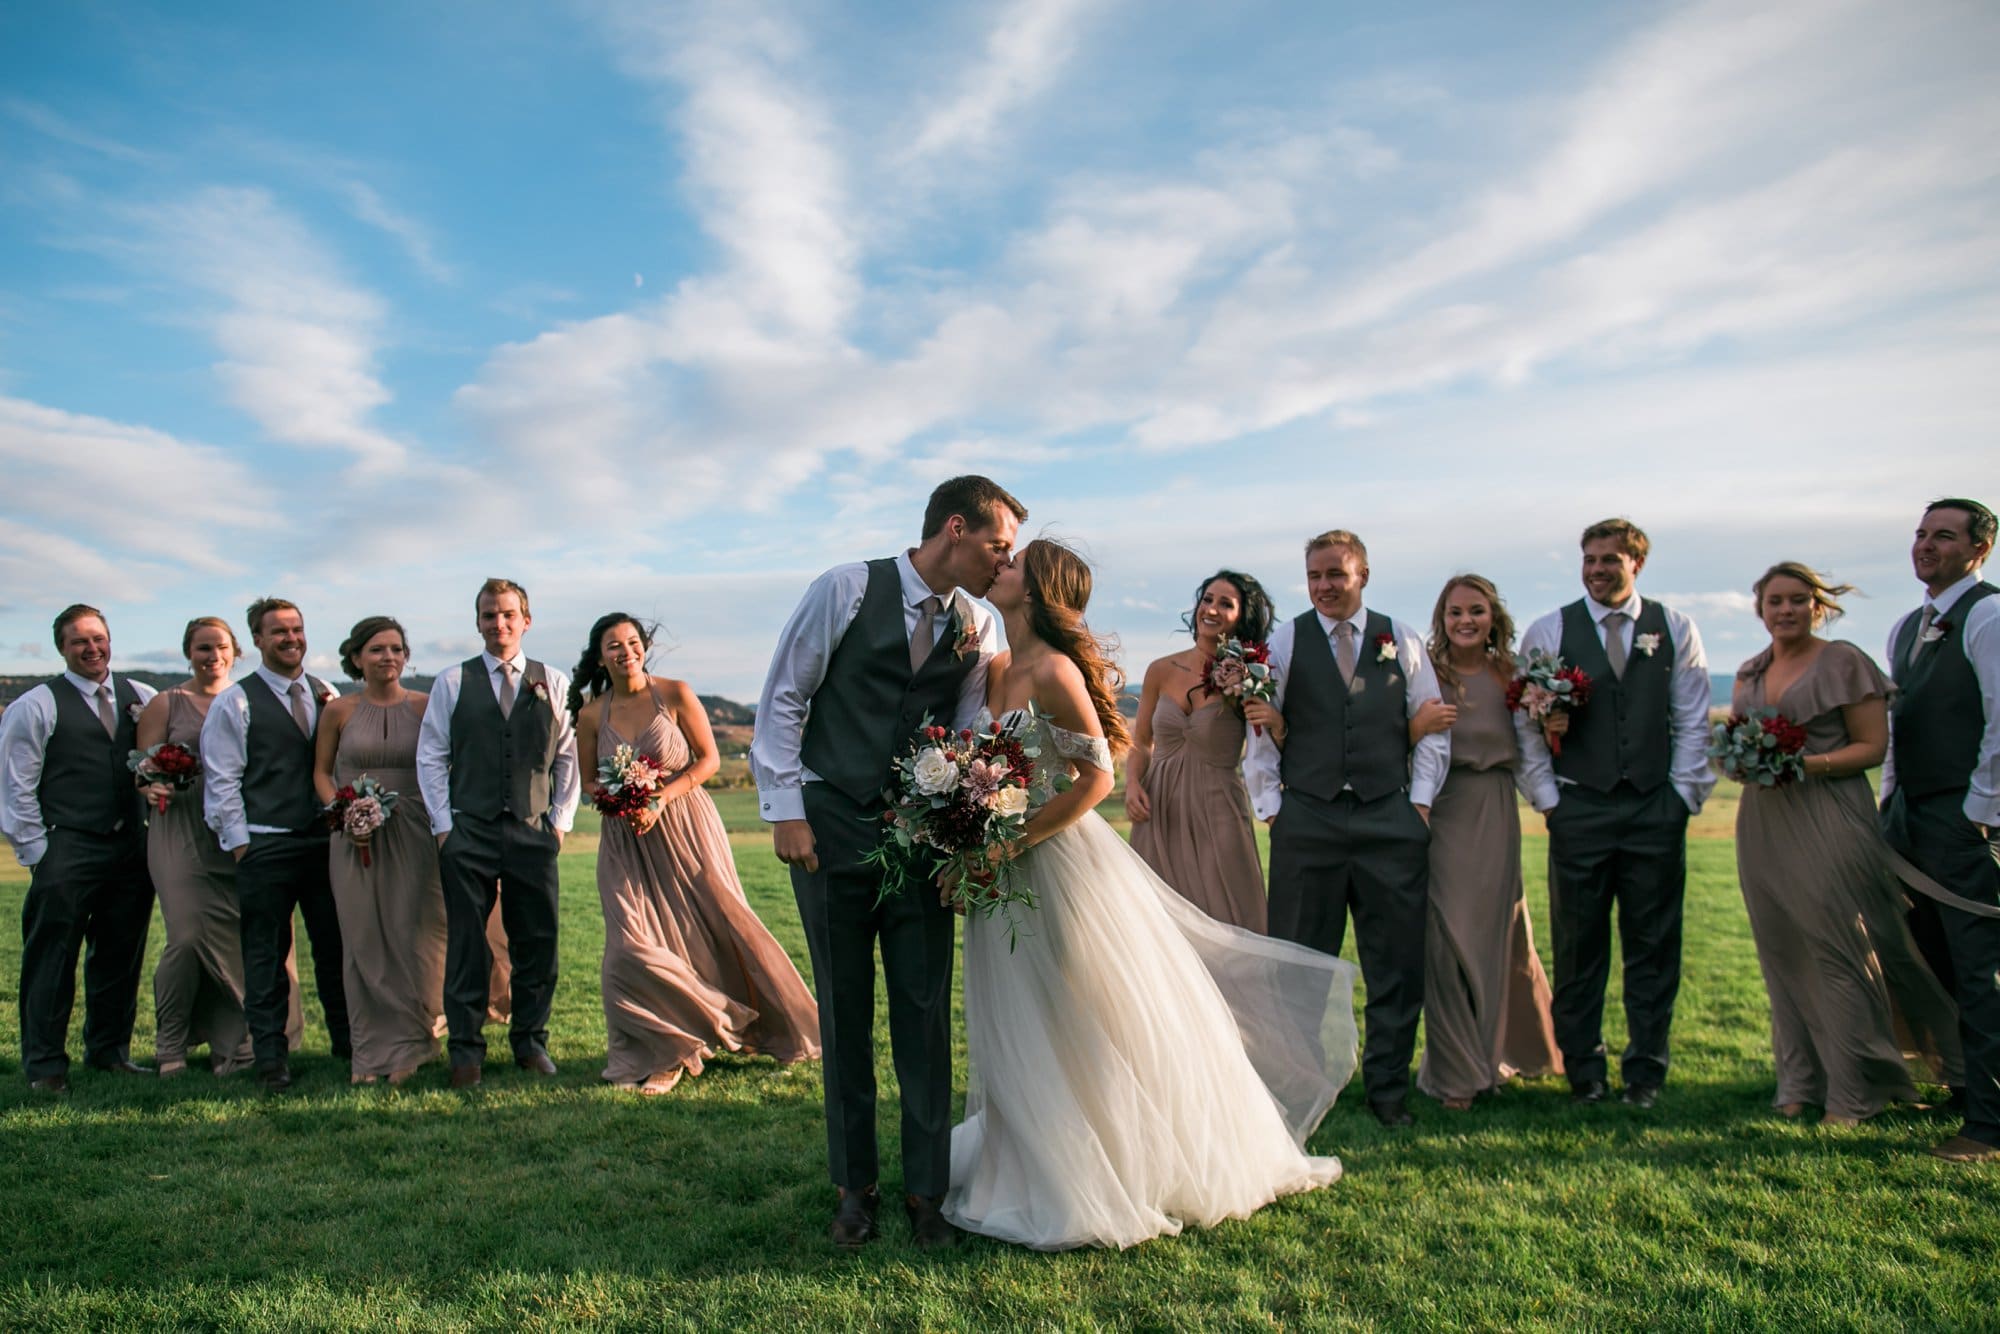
(496, 661, 518, 718)
(1911, 605, 1938, 665)
(1602, 611, 1630, 680)
(1333, 621, 1358, 687)
(94, 684, 117, 738)
(287, 680, 313, 736)
(911, 595, 944, 674)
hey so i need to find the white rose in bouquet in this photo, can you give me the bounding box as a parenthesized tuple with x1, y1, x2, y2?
(910, 747, 961, 796)
(989, 785, 1029, 818)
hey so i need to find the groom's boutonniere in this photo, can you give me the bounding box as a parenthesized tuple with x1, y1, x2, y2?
(953, 617, 980, 660)
(530, 679, 551, 704)
(1374, 633, 1398, 663)
(1634, 632, 1662, 657)
(1922, 618, 1950, 644)
(318, 686, 338, 706)
(126, 701, 146, 724)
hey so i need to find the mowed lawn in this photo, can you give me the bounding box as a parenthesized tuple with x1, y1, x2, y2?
(2, 788, 1996, 1331)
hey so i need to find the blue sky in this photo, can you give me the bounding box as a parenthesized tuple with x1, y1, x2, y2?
(2, 0, 1996, 699)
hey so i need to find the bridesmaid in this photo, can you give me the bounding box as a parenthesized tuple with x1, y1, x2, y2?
(570, 612, 819, 1094)
(136, 617, 300, 1076)
(312, 616, 510, 1086)
(1729, 562, 1961, 1124)
(1408, 575, 1562, 1110)
(1125, 570, 1276, 931)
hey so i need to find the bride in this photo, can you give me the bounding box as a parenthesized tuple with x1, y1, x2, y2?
(945, 538, 1361, 1251)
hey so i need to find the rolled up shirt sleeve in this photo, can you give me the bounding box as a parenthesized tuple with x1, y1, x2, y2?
(1400, 621, 1450, 808)
(0, 687, 55, 866)
(752, 564, 865, 825)
(543, 665, 581, 833)
(199, 686, 253, 852)
(416, 666, 459, 836)
(1666, 606, 1717, 816)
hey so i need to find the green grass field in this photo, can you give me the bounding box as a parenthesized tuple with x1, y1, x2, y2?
(2, 790, 1995, 1331)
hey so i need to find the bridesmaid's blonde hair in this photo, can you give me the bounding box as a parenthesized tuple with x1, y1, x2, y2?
(1426, 574, 1516, 698)
(1752, 562, 1856, 625)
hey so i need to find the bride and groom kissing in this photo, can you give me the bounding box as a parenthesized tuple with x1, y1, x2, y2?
(752, 475, 1360, 1253)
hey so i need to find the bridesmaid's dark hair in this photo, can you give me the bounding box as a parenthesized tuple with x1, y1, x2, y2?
(337, 616, 408, 681)
(1426, 574, 1515, 699)
(1018, 539, 1132, 757)
(568, 612, 655, 715)
(1180, 570, 1274, 645)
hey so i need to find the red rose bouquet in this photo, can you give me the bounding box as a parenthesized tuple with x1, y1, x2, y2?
(1707, 708, 1808, 787)
(1506, 649, 1593, 757)
(128, 742, 201, 814)
(593, 744, 665, 833)
(325, 774, 400, 868)
(1200, 637, 1276, 734)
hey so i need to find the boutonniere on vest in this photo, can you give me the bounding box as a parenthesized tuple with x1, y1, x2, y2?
(126, 701, 146, 723)
(953, 617, 980, 660)
(1374, 633, 1398, 663)
(318, 687, 338, 706)
(530, 679, 551, 703)
(1922, 619, 1950, 644)
(1634, 632, 1662, 657)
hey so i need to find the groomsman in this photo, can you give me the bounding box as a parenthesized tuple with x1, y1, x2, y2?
(0, 605, 156, 1091)
(1880, 497, 2000, 1163)
(1246, 530, 1448, 1128)
(416, 578, 578, 1089)
(1516, 519, 1713, 1110)
(201, 597, 350, 1091)
(754, 475, 1018, 1249)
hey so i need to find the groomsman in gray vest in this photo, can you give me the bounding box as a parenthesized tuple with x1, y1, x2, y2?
(754, 475, 1021, 1250)
(201, 597, 349, 1091)
(1516, 519, 1713, 1110)
(1880, 497, 2000, 1162)
(1246, 531, 1449, 1128)
(416, 577, 578, 1089)
(1, 605, 157, 1091)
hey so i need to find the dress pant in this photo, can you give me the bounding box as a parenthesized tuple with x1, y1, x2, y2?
(1882, 789, 2000, 1146)
(236, 829, 348, 1070)
(1545, 780, 1689, 1088)
(1267, 788, 1430, 1105)
(439, 812, 560, 1066)
(18, 827, 154, 1080)
(791, 782, 956, 1197)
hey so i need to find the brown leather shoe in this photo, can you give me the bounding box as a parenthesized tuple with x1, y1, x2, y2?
(831, 1186, 880, 1251)
(28, 1073, 69, 1094)
(905, 1193, 959, 1250)
(450, 1063, 483, 1089)
(1930, 1134, 2000, 1162)
(514, 1051, 558, 1076)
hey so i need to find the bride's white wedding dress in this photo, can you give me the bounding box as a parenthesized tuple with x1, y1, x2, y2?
(944, 710, 1360, 1251)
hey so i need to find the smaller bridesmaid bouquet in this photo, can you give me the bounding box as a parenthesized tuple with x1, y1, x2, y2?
(593, 744, 665, 833)
(1707, 709, 1808, 787)
(326, 775, 399, 867)
(128, 742, 201, 814)
(1506, 650, 1593, 757)
(1201, 637, 1277, 733)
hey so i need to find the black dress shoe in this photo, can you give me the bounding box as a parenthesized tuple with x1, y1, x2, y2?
(1570, 1079, 1609, 1105)
(905, 1193, 960, 1250)
(1621, 1083, 1661, 1109)
(28, 1073, 70, 1094)
(258, 1064, 294, 1093)
(1369, 1098, 1416, 1128)
(831, 1186, 880, 1251)
(87, 1059, 155, 1076)
(514, 1050, 558, 1076)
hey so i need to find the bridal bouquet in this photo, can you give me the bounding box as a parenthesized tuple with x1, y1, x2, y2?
(1707, 708, 1808, 787)
(1201, 637, 1276, 734)
(1505, 650, 1593, 757)
(325, 774, 399, 868)
(593, 744, 665, 833)
(867, 713, 1068, 932)
(128, 742, 201, 814)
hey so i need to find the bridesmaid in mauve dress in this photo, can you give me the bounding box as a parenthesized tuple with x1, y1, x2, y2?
(136, 617, 300, 1076)
(1409, 576, 1562, 1110)
(1126, 570, 1277, 931)
(570, 613, 820, 1094)
(313, 617, 511, 1085)
(1729, 563, 1961, 1124)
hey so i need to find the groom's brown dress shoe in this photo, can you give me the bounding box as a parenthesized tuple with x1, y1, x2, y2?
(515, 1051, 558, 1076)
(905, 1193, 959, 1250)
(831, 1186, 880, 1251)
(27, 1073, 69, 1095)
(450, 1063, 483, 1089)
(1930, 1134, 2000, 1163)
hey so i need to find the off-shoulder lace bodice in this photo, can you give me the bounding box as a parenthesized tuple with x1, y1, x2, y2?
(989, 707, 1113, 773)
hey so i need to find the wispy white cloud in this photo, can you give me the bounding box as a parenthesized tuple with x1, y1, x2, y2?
(904, 0, 1109, 162)
(339, 180, 454, 282)
(4, 98, 156, 165)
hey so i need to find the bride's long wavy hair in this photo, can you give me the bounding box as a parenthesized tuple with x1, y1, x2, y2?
(1017, 538, 1132, 757)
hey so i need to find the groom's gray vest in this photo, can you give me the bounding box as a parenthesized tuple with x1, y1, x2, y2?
(242, 674, 334, 832)
(801, 558, 976, 806)
(449, 657, 561, 822)
(1555, 598, 1673, 795)
(1890, 581, 1998, 801)
(1280, 609, 1411, 804)
(38, 676, 144, 835)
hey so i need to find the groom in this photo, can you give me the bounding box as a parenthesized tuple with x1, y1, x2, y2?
(754, 475, 1022, 1250)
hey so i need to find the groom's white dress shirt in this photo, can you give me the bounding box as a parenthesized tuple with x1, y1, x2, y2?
(1880, 570, 2000, 826)
(753, 551, 1000, 825)
(1242, 607, 1449, 823)
(415, 651, 581, 838)
(0, 671, 157, 866)
(1512, 592, 1715, 817)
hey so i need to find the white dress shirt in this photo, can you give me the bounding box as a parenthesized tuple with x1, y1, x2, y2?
(414, 651, 581, 837)
(0, 671, 158, 866)
(1881, 570, 2000, 826)
(1242, 608, 1450, 823)
(1513, 592, 1716, 815)
(200, 665, 330, 852)
(752, 551, 1001, 825)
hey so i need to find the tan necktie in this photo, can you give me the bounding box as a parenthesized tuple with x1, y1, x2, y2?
(287, 680, 313, 736)
(496, 661, 518, 718)
(1334, 621, 1358, 687)
(95, 684, 117, 738)
(1911, 604, 1938, 663)
(1602, 611, 1630, 680)
(911, 595, 943, 674)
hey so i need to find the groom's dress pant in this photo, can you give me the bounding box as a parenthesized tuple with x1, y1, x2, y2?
(440, 812, 561, 1066)
(19, 827, 153, 1080)
(1267, 788, 1428, 1105)
(1545, 780, 1689, 1089)
(236, 829, 348, 1069)
(792, 782, 956, 1197)
(1882, 789, 2000, 1146)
